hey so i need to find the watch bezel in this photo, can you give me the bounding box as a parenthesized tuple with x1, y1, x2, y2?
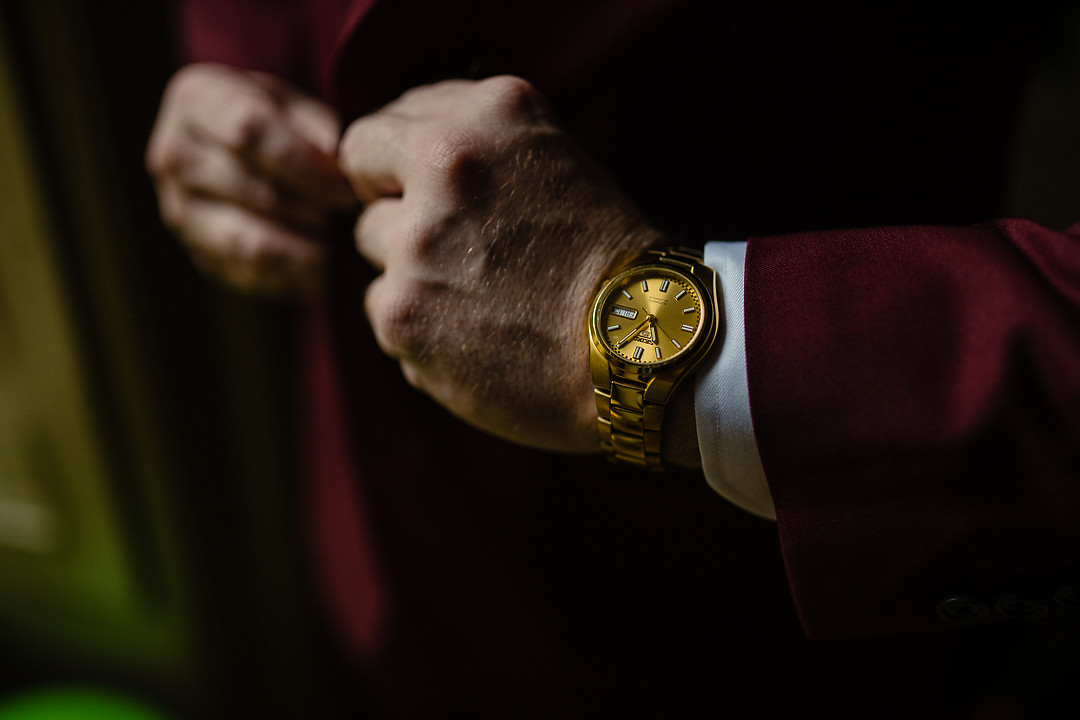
(589, 259, 718, 375)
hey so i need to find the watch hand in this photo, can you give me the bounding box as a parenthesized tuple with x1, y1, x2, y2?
(653, 318, 673, 342)
(636, 306, 661, 343)
(616, 318, 651, 348)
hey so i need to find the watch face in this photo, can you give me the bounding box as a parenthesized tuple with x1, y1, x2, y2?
(593, 265, 707, 367)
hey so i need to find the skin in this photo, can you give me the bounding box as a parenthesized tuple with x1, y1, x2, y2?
(339, 76, 701, 465)
(148, 68, 701, 466)
(146, 63, 356, 299)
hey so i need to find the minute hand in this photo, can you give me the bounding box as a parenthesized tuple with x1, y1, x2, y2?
(652, 316, 679, 344)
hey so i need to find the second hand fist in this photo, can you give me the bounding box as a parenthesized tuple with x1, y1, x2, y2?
(147, 63, 356, 298)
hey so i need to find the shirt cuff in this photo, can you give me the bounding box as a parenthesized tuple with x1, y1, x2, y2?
(695, 241, 774, 520)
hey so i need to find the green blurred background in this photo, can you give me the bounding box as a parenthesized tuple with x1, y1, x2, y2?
(0, 1, 341, 716)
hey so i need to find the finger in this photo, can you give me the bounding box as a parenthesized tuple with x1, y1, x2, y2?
(280, 89, 344, 157)
(379, 79, 478, 119)
(247, 70, 342, 152)
(175, 196, 326, 298)
(400, 76, 550, 126)
(173, 143, 330, 229)
(354, 197, 404, 272)
(187, 83, 356, 209)
(338, 111, 411, 203)
(398, 359, 426, 392)
(154, 179, 187, 233)
(363, 274, 427, 361)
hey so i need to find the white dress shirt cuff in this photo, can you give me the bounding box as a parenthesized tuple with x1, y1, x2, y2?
(694, 241, 775, 520)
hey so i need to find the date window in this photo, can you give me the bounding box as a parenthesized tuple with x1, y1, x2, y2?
(611, 305, 638, 320)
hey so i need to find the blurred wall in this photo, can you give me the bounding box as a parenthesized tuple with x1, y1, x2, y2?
(0, 2, 339, 716)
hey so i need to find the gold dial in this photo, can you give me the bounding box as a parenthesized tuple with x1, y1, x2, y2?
(593, 266, 705, 367)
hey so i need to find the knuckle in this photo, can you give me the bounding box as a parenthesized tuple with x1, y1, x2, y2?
(389, 80, 463, 112)
(158, 189, 186, 231)
(399, 362, 425, 391)
(403, 215, 454, 265)
(146, 121, 190, 178)
(367, 281, 427, 356)
(220, 95, 276, 154)
(162, 64, 203, 105)
(425, 127, 483, 182)
(172, 62, 213, 87)
(144, 136, 174, 177)
(396, 83, 434, 105)
(337, 116, 370, 174)
(479, 75, 543, 118)
(163, 64, 226, 114)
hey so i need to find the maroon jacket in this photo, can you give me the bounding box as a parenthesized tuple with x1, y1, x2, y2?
(180, 0, 1080, 716)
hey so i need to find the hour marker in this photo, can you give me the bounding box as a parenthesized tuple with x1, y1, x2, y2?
(675, 290, 686, 299)
(681, 324, 695, 332)
(671, 339, 682, 349)
(607, 324, 621, 331)
(633, 346, 644, 360)
(640, 280, 649, 292)
(683, 307, 695, 314)
(659, 279, 670, 293)
(622, 290, 633, 300)
(655, 347, 662, 359)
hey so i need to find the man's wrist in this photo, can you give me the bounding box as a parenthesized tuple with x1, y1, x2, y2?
(587, 245, 718, 469)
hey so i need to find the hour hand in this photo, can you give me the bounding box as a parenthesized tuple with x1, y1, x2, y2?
(616, 318, 651, 348)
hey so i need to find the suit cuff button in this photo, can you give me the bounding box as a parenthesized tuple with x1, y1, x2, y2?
(936, 596, 991, 623)
(1053, 582, 1080, 610)
(995, 594, 1049, 620)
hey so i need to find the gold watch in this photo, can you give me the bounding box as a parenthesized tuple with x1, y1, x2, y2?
(588, 247, 721, 470)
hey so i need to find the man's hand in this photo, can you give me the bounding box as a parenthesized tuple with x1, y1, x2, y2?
(146, 63, 356, 299)
(339, 76, 664, 453)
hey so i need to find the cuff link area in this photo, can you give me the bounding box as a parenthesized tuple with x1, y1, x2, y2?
(936, 596, 991, 624)
(995, 594, 1050, 620)
(936, 581, 1080, 624)
(1053, 582, 1080, 610)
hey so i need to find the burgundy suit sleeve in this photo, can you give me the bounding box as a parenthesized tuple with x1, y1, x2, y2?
(176, 0, 307, 80)
(745, 219, 1080, 638)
